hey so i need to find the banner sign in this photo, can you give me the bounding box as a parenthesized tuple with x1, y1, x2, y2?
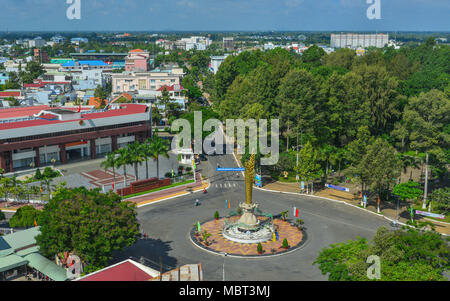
(325, 184, 350, 192)
(415, 210, 445, 220)
(255, 174, 262, 187)
(216, 168, 246, 172)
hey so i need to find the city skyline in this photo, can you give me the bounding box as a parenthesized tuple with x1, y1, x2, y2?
(0, 0, 449, 32)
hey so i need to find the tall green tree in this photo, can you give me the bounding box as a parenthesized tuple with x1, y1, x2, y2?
(314, 227, 449, 281)
(397, 89, 450, 209)
(359, 139, 401, 213)
(9, 205, 41, 228)
(36, 187, 140, 273)
(294, 142, 322, 194)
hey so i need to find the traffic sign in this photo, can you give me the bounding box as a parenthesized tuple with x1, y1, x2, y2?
(216, 168, 245, 172)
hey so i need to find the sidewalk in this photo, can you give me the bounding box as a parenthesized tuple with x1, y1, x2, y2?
(0, 174, 209, 212)
(261, 182, 450, 236)
(124, 173, 210, 208)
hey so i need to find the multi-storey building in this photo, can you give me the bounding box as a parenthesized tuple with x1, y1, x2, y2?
(223, 37, 235, 51)
(330, 33, 389, 49)
(125, 49, 151, 72)
(111, 68, 184, 95)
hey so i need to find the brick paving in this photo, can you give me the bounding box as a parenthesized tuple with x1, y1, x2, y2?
(81, 170, 135, 188)
(194, 216, 304, 256)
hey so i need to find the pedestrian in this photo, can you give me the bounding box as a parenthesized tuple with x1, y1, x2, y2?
(195, 199, 199, 207)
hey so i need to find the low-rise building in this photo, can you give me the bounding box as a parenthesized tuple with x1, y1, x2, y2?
(0, 104, 151, 172)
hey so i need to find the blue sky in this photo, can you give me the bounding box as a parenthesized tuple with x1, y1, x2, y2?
(0, 0, 449, 31)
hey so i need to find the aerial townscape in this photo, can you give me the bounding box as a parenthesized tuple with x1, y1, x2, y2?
(0, 0, 448, 291)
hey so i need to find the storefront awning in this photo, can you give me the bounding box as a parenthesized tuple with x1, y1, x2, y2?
(23, 253, 68, 281)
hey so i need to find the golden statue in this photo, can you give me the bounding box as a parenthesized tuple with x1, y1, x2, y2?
(244, 154, 256, 204)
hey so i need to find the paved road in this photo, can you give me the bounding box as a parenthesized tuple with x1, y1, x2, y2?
(115, 152, 391, 281)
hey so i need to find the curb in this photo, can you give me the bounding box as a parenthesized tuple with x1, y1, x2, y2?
(136, 180, 211, 208)
(254, 186, 450, 237)
(188, 220, 310, 259)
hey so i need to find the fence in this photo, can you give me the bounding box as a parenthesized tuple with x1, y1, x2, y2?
(117, 178, 171, 197)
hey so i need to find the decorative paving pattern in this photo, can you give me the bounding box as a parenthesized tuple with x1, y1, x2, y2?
(191, 216, 305, 257)
(81, 170, 135, 188)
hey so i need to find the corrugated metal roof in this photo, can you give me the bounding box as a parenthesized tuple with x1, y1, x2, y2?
(15, 245, 40, 257)
(24, 253, 68, 281)
(1, 227, 40, 252)
(0, 254, 28, 273)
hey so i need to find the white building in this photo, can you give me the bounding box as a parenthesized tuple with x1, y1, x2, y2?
(28, 37, 46, 48)
(330, 33, 389, 49)
(209, 55, 230, 74)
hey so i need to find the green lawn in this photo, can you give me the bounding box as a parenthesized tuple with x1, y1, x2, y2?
(412, 204, 450, 223)
(122, 179, 196, 199)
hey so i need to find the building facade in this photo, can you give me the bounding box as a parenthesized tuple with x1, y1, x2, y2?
(0, 104, 151, 172)
(111, 68, 184, 95)
(125, 49, 151, 72)
(330, 33, 389, 49)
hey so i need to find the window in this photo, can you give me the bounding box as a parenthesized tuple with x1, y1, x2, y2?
(139, 79, 147, 90)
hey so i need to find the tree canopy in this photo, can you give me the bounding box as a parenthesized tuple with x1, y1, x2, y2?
(36, 187, 140, 273)
(314, 227, 450, 281)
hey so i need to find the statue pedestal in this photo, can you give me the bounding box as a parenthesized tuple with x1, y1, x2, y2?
(238, 203, 260, 231)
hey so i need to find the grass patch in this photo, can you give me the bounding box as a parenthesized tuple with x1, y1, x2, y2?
(122, 180, 196, 199)
(276, 175, 298, 183)
(412, 204, 450, 223)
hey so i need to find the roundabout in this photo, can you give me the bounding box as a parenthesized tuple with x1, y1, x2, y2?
(133, 153, 392, 280)
(189, 155, 306, 258)
(190, 216, 307, 257)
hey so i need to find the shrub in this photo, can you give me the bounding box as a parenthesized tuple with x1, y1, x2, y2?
(9, 206, 41, 228)
(257, 243, 264, 254)
(43, 167, 59, 179)
(202, 230, 212, 246)
(282, 239, 289, 249)
(34, 169, 42, 180)
(237, 207, 243, 215)
(0, 210, 5, 221)
(214, 211, 220, 220)
(165, 172, 172, 178)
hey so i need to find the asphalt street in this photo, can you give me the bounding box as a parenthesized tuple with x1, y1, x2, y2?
(118, 152, 391, 281)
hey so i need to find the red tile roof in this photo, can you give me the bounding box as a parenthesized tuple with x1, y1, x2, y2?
(157, 85, 184, 92)
(88, 97, 108, 108)
(79, 261, 154, 281)
(0, 91, 21, 98)
(129, 49, 145, 53)
(0, 104, 147, 131)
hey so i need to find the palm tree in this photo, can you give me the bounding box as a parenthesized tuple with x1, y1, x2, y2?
(116, 147, 131, 187)
(101, 152, 118, 188)
(41, 178, 53, 200)
(128, 141, 145, 181)
(141, 139, 153, 180)
(150, 136, 170, 179)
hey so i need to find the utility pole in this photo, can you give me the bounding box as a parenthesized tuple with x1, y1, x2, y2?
(423, 151, 429, 210)
(148, 101, 153, 140)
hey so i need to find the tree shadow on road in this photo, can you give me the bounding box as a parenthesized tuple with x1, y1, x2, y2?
(110, 238, 178, 273)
